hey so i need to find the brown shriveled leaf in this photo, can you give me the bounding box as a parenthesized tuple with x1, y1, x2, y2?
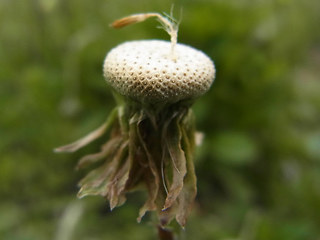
(124, 114, 147, 191)
(54, 108, 118, 153)
(76, 136, 122, 170)
(108, 113, 143, 209)
(108, 157, 131, 210)
(54, 122, 108, 153)
(136, 111, 160, 222)
(77, 161, 112, 198)
(163, 112, 187, 210)
(175, 126, 197, 227)
(137, 170, 158, 222)
(77, 140, 128, 199)
(107, 113, 140, 209)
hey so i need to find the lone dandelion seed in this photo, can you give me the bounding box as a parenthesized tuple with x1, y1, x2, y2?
(55, 12, 215, 228)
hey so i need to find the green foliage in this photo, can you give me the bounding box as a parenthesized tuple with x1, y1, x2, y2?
(1, 0, 320, 239)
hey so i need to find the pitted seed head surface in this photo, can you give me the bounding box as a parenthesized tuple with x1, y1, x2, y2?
(103, 40, 215, 103)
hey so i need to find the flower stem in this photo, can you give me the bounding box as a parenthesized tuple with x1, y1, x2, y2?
(157, 225, 174, 240)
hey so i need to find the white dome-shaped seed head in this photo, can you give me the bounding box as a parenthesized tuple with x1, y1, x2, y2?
(103, 40, 215, 104)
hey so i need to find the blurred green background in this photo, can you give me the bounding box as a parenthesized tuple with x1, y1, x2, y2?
(1, 0, 320, 239)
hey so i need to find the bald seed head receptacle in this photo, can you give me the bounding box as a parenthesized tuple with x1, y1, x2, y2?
(103, 40, 215, 104)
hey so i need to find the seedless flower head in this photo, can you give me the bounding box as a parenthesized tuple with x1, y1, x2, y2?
(103, 40, 215, 104)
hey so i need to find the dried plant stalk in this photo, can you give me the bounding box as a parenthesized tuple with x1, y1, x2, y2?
(55, 11, 215, 233)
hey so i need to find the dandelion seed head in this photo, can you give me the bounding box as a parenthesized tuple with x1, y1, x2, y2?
(103, 40, 215, 103)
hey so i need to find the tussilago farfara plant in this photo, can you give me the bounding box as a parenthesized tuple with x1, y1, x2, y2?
(55, 12, 215, 228)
